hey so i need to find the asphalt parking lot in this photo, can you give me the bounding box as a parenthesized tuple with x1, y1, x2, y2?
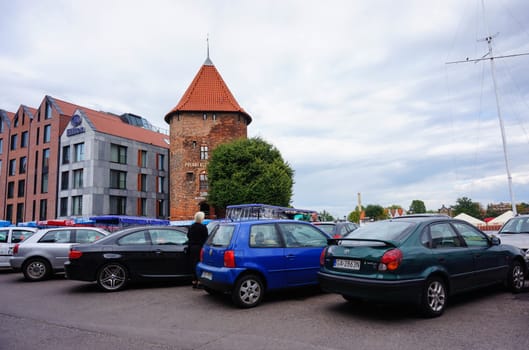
(1, 269, 529, 350)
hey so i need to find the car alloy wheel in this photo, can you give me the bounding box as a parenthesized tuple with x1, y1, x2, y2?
(23, 258, 50, 281)
(97, 263, 128, 292)
(421, 277, 447, 318)
(232, 274, 263, 308)
(507, 261, 525, 293)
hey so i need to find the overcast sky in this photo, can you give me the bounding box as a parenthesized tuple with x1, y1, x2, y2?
(1, 0, 529, 218)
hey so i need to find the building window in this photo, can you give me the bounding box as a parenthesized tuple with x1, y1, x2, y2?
(192, 141, 197, 149)
(203, 113, 207, 120)
(111, 144, 127, 164)
(74, 143, 84, 162)
(41, 173, 48, 193)
(0, 138, 3, 154)
(157, 176, 164, 193)
(7, 182, 14, 198)
(199, 172, 208, 191)
(61, 171, 69, 190)
(110, 170, 127, 189)
(73, 169, 83, 188)
(9, 159, 16, 176)
(16, 203, 24, 223)
(10, 134, 17, 150)
(45, 100, 52, 119)
(19, 157, 26, 174)
(138, 150, 147, 167)
(110, 196, 126, 215)
(43, 124, 51, 143)
(14, 116, 19, 128)
(60, 198, 68, 216)
(0, 160, 2, 173)
(36, 127, 39, 145)
(186, 172, 194, 181)
(138, 198, 147, 216)
(72, 196, 82, 216)
(17, 180, 25, 197)
(39, 199, 47, 220)
(200, 145, 208, 160)
(156, 154, 164, 170)
(138, 174, 147, 191)
(21, 131, 28, 148)
(42, 148, 50, 173)
(157, 200, 165, 218)
(0, 119, 3, 132)
(213, 113, 217, 121)
(62, 145, 70, 164)
(6, 205, 13, 222)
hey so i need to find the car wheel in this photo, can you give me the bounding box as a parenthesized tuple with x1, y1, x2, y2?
(97, 263, 128, 292)
(231, 274, 264, 308)
(420, 276, 447, 318)
(506, 260, 525, 293)
(23, 258, 51, 281)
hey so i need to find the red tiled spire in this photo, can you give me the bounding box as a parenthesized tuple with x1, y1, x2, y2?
(164, 58, 251, 124)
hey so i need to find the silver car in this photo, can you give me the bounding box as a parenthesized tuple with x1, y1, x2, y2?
(497, 215, 529, 263)
(0, 227, 38, 268)
(10, 227, 108, 281)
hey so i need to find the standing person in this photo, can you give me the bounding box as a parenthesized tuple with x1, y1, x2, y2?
(187, 211, 208, 288)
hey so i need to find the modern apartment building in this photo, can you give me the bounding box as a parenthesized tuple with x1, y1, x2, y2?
(0, 95, 169, 224)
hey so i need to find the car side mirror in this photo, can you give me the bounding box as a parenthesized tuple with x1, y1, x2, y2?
(490, 236, 501, 246)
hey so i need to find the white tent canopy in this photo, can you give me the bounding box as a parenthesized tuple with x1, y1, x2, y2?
(488, 210, 514, 225)
(454, 213, 486, 226)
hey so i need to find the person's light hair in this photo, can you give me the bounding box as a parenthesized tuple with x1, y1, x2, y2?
(194, 211, 205, 223)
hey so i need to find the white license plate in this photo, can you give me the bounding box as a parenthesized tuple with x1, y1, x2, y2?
(334, 259, 361, 270)
(201, 271, 213, 280)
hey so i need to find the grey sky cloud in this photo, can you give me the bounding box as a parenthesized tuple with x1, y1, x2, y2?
(1, 0, 528, 218)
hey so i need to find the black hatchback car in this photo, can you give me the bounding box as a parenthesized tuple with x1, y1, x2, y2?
(318, 215, 527, 317)
(64, 226, 192, 291)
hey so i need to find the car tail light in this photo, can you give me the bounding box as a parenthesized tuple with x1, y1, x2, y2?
(224, 250, 236, 268)
(13, 244, 19, 255)
(320, 247, 328, 266)
(69, 249, 83, 259)
(199, 248, 204, 262)
(379, 249, 403, 271)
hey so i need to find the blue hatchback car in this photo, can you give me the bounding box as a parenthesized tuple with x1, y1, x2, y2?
(196, 219, 330, 308)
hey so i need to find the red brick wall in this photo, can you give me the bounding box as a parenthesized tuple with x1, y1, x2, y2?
(168, 111, 248, 220)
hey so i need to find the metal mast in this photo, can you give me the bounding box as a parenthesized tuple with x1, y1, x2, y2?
(446, 1, 529, 216)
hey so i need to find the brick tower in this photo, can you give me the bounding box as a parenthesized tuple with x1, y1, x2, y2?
(164, 54, 252, 220)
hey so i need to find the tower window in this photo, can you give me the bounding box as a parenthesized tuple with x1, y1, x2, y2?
(200, 145, 208, 160)
(203, 113, 207, 120)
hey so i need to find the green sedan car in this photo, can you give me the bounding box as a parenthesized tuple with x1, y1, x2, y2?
(318, 215, 527, 317)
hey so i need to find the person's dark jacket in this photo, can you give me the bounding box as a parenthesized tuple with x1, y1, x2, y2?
(187, 222, 208, 247)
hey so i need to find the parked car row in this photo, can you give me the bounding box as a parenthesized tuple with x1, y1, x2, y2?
(4, 215, 528, 318)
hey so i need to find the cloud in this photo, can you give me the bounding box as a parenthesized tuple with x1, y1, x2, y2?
(1, 0, 529, 218)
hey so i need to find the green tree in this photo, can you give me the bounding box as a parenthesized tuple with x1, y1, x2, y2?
(365, 204, 387, 221)
(409, 200, 426, 214)
(207, 137, 294, 210)
(319, 210, 334, 221)
(348, 206, 364, 223)
(452, 197, 483, 219)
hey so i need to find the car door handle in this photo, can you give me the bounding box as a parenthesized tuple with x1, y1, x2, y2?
(438, 257, 445, 262)
(286, 254, 296, 259)
(154, 249, 163, 255)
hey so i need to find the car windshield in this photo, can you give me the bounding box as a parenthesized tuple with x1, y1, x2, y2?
(207, 225, 235, 247)
(344, 221, 416, 241)
(315, 224, 334, 234)
(500, 217, 529, 234)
